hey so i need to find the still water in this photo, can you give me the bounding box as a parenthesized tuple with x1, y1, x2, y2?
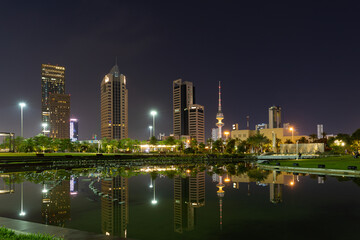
(0, 163, 360, 240)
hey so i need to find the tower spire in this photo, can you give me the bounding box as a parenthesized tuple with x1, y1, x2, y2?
(115, 56, 118, 66)
(218, 81, 222, 113)
(216, 81, 224, 139)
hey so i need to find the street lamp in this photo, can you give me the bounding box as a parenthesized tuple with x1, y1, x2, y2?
(224, 131, 230, 140)
(19, 102, 26, 138)
(150, 111, 157, 137)
(42, 123, 48, 136)
(148, 126, 153, 139)
(289, 127, 294, 142)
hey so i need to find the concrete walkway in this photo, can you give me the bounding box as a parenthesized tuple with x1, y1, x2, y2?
(0, 217, 122, 240)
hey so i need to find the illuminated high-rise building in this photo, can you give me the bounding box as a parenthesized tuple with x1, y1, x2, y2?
(216, 82, 224, 139)
(101, 62, 128, 139)
(174, 171, 205, 233)
(70, 118, 79, 142)
(101, 176, 128, 238)
(41, 64, 65, 125)
(173, 79, 195, 137)
(269, 106, 281, 128)
(188, 104, 205, 144)
(49, 93, 70, 139)
(41, 180, 71, 226)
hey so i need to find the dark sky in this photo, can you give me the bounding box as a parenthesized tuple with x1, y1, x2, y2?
(1, 1, 360, 140)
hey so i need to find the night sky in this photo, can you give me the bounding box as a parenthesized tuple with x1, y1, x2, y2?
(1, 1, 360, 140)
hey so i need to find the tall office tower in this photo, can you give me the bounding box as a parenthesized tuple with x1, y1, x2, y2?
(317, 124, 324, 139)
(41, 180, 71, 226)
(211, 128, 218, 141)
(268, 106, 281, 128)
(49, 93, 70, 139)
(69, 118, 79, 142)
(216, 82, 224, 139)
(101, 63, 128, 140)
(174, 172, 205, 233)
(188, 104, 205, 144)
(173, 79, 195, 137)
(101, 176, 128, 238)
(41, 64, 65, 125)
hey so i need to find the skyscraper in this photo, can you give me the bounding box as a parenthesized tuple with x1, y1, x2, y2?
(188, 104, 205, 144)
(49, 93, 70, 139)
(317, 124, 324, 139)
(173, 79, 195, 136)
(101, 63, 128, 140)
(268, 106, 281, 128)
(70, 118, 79, 142)
(41, 64, 65, 125)
(216, 81, 224, 139)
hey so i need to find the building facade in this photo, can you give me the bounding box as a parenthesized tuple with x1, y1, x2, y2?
(49, 93, 70, 139)
(317, 124, 324, 139)
(101, 64, 128, 140)
(173, 79, 195, 136)
(41, 64, 65, 125)
(269, 106, 281, 128)
(70, 118, 79, 142)
(188, 104, 205, 144)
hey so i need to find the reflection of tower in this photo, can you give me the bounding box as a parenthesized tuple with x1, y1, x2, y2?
(216, 82, 224, 140)
(101, 176, 128, 238)
(269, 184, 282, 204)
(216, 176, 225, 230)
(70, 176, 79, 196)
(0, 174, 15, 194)
(174, 172, 205, 233)
(42, 180, 71, 226)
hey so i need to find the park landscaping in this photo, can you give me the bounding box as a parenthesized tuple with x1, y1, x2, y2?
(0, 227, 62, 240)
(267, 155, 360, 170)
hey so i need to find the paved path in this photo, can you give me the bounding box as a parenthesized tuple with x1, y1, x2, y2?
(0, 217, 122, 240)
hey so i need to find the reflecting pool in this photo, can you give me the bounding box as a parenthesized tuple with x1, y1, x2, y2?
(0, 162, 360, 239)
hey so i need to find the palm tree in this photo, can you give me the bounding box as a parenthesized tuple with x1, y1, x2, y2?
(309, 134, 318, 143)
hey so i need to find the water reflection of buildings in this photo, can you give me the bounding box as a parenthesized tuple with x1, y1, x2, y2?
(216, 175, 225, 230)
(42, 180, 71, 226)
(0, 175, 15, 194)
(70, 176, 79, 196)
(231, 171, 294, 204)
(174, 171, 205, 233)
(101, 176, 128, 238)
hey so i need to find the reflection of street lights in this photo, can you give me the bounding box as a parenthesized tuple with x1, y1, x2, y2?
(149, 177, 153, 188)
(148, 126, 153, 139)
(150, 111, 157, 137)
(224, 131, 230, 140)
(42, 123, 48, 136)
(19, 182, 25, 216)
(42, 183, 48, 193)
(151, 179, 157, 204)
(19, 102, 26, 138)
(289, 127, 294, 142)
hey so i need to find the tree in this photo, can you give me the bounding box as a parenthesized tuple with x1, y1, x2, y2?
(150, 136, 158, 145)
(284, 139, 293, 144)
(298, 137, 308, 143)
(198, 142, 206, 153)
(246, 133, 270, 153)
(190, 138, 198, 152)
(225, 139, 236, 154)
(309, 134, 318, 143)
(164, 136, 176, 145)
(212, 139, 224, 153)
(352, 129, 360, 141)
(59, 139, 72, 152)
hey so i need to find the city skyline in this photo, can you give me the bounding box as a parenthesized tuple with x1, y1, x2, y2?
(1, 1, 360, 140)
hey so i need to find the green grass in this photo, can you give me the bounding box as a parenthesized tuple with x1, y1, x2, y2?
(0, 227, 62, 240)
(268, 155, 360, 170)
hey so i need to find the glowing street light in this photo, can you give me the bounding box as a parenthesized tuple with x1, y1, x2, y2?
(19, 102, 26, 138)
(224, 131, 230, 140)
(42, 123, 48, 136)
(19, 182, 25, 216)
(150, 111, 157, 137)
(289, 127, 294, 142)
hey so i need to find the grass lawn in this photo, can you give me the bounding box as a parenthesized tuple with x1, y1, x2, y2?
(268, 155, 360, 170)
(0, 227, 62, 239)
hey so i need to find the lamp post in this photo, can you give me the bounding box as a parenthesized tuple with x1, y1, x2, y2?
(149, 126, 153, 139)
(224, 131, 230, 141)
(42, 123, 48, 136)
(19, 102, 26, 138)
(289, 127, 294, 142)
(150, 111, 157, 138)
